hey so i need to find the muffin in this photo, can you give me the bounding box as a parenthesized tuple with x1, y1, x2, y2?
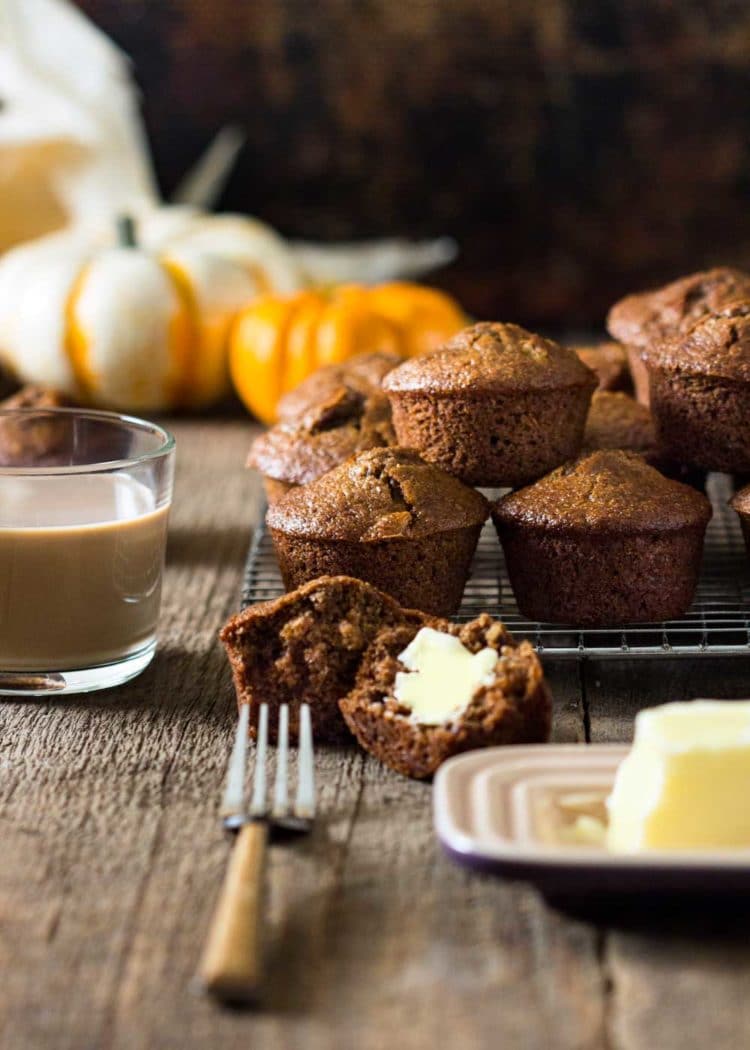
(339, 615, 551, 779)
(276, 349, 402, 422)
(607, 267, 750, 405)
(492, 450, 712, 626)
(574, 341, 631, 392)
(383, 322, 596, 487)
(582, 390, 705, 489)
(0, 385, 78, 466)
(248, 387, 395, 504)
(645, 313, 750, 473)
(730, 484, 750, 558)
(266, 447, 489, 616)
(220, 575, 432, 743)
(582, 391, 658, 458)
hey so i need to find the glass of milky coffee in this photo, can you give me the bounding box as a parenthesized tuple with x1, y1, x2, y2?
(0, 407, 175, 695)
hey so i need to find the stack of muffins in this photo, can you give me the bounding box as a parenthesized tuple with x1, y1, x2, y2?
(249, 267, 750, 628)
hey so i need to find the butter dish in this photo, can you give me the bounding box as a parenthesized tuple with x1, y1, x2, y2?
(433, 745, 750, 894)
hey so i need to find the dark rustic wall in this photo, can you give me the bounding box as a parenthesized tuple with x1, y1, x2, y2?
(77, 0, 750, 327)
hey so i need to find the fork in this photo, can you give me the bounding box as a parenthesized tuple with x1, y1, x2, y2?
(197, 701, 315, 1003)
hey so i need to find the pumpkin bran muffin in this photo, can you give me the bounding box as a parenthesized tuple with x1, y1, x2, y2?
(644, 313, 750, 474)
(276, 349, 401, 422)
(582, 390, 705, 489)
(492, 450, 711, 626)
(266, 447, 489, 616)
(0, 386, 78, 465)
(248, 387, 395, 504)
(339, 615, 551, 779)
(582, 391, 658, 457)
(607, 267, 750, 406)
(383, 322, 596, 487)
(574, 342, 631, 392)
(220, 575, 433, 743)
(730, 484, 750, 559)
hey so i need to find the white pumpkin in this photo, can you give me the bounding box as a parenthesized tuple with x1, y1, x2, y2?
(0, 217, 273, 410)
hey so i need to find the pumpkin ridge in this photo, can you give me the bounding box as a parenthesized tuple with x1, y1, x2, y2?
(64, 265, 98, 400)
(161, 258, 201, 407)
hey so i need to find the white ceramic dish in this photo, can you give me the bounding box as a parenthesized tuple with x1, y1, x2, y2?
(433, 745, 750, 893)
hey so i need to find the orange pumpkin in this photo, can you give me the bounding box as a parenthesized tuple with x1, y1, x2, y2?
(229, 282, 465, 424)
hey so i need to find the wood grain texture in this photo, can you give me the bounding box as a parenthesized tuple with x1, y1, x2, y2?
(75, 0, 750, 325)
(1, 418, 750, 1049)
(585, 659, 750, 1050)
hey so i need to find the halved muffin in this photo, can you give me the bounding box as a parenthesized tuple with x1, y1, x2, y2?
(220, 574, 432, 743)
(267, 446, 489, 616)
(339, 616, 551, 779)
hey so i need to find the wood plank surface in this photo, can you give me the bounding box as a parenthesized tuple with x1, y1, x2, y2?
(1, 418, 749, 1050)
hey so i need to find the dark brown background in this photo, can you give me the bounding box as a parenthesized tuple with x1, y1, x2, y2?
(77, 0, 750, 327)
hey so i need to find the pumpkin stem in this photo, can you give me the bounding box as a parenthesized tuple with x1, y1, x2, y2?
(116, 214, 138, 248)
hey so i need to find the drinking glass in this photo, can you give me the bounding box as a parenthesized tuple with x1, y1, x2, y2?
(0, 408, 175, 695)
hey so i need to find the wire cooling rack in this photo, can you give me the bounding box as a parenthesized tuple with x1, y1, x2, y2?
(242, 474, 750, 659)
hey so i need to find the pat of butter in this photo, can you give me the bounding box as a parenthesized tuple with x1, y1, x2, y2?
(394, 627, 497, 725)
(607, 700, 750, 852)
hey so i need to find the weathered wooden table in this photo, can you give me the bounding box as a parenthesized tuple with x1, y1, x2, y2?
(3, 418, 750, 1050)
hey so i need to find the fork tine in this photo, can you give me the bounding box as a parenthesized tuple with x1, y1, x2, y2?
(220, 702, 250, 820)
(249, 704, 269, 817)
(294, 703, 315, 819)
(272, 704, 289, 818)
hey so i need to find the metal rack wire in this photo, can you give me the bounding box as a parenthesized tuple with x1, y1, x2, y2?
(242, 474, 750, 658)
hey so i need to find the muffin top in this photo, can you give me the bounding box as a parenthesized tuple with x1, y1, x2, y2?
(573, 342, 630, 391)
(646, 313, 750, 383)
(731, 483, 750, 515)
(267, 446, 489, 542)
(607, 267, 750, 349)
(582, 391, 657, 457)
(1, 385, 75, 411)
(248, 388, 395, 486)
(382, 322, 596, 396)
(493, 450, 711, 533)
(277, 350, 402, 422)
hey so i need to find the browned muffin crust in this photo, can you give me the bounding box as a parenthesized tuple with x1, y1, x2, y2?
(248, 387, 394, 497)
(646, 314, 750, 472)
(574, 342, 631, 392)
(582, 391, 658, 457)
(607, 267, 750, 350)
(607, 268, 750, 407)
(267, 447, 489, 616)
(0, 385, 78, 465)
(339, 615, 551, 779)
(220, 575, 433, 743)
(276, 350, 402, 422)
(267, 446, 488, 541)
(385, 322, 594, 394)
(730, 484, 750, 559)
(492, 451, 711, 626)
(582, 390, 704, 489)
(383, 322, 596, 487)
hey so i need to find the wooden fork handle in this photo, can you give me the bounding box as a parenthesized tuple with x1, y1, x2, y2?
(198, 820, 268, 1003)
